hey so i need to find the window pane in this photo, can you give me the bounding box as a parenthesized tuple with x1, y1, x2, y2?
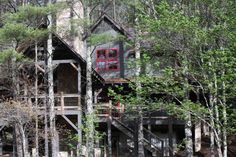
(97, 61, 106, 70)
(107, 61, 118, 70)
(108, 49, 117, 58)
(97, 50, 106, 59)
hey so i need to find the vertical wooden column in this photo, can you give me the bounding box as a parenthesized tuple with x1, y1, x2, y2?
(60, 92, 64, 115)
(77, 64, 82, 157)
(107, 117, 112, 157)
(94, 89, 102, 104)
(107, 100, 112, 157)
(168, 117, 173, 157)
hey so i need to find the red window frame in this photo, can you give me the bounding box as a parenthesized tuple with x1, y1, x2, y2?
(96, 49, 106, 71)
(96, 48, 119, 71)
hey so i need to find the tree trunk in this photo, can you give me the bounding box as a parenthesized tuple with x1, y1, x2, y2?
(185, 114, 193, 157)
(15, 125, 23, 157)
(134, 14, 144, 156)
(137, 108, 144, 157)
(47, 1, 57, 156)
(85, 46, 94, 157)
(222, 71, 227, 157)
(35, 42, 39, 157)
(19, 124, 30, 157)
(213, 72, 223, 157)
(209, 92, 215, 157)
(183, 57, 193, 157)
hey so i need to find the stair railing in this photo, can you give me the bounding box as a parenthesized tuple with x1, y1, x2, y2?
(143, 127, 164, 156)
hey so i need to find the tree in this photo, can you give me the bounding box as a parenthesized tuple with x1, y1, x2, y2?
(0, 1, 64, 157)
(0, 101, 35, 157)
(111, 0, 236, 157)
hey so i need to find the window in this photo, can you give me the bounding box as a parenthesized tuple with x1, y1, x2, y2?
(108, 49, 117, 58)
(97, 50, 106, 59)
(96, 48, 119, 71)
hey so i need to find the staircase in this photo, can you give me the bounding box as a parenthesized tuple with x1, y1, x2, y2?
(94, 103, 172, 156)
(111, 118, 164, 157)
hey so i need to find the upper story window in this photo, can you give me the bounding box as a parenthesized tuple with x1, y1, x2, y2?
(97, 49, 106, 59)
(108, 49, 117, 58)
(96, 48, 119, 71)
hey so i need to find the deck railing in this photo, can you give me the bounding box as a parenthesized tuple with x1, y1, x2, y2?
(19, 92, 81, 114)
(93, 101, 124, 118)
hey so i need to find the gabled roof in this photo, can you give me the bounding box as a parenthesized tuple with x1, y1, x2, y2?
(53, 33, 86, 65)
(21, 32, 104, 84)
(82, 13, 132, 41)
(52, 34, 104, 84)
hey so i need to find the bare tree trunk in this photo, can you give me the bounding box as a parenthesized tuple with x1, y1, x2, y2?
(134, 10, 144, 156)
(183, 57, 193, 157)
(46, 0, 57, 156)
(18, 124, 29, 157)
(83, 1, 94, 156)
(185, 114, 193, 157)
(44, 95, 49, 157)
(213, 72, 223, 157)
(209, 92, 215, 157)
(85, 46, 94, 157)
(43, 39, 49, 157)
(15, 125, 23, 157)
(47, 15, 57, 157)
(12, 54, 23, 157)
(35, 42, 39, 157)
(137, 109, 144, 157)
(222, 71, 227, 157)
(208, 60, 215, 157)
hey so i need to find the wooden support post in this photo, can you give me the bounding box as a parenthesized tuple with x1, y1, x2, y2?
(107, 117, 112, 157)
(168, 117, 173, 157)
(94, 89, 102, 104)
(108, 100, 112, 117)
(60, 92, 64, 115)
(77, 63, 82, 157)
(77, 111, 82, 157)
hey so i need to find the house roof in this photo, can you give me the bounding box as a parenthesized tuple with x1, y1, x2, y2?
(52, 33, 105, 84)
(82, 13, 133, 41)
(20, 32, 104, 84)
